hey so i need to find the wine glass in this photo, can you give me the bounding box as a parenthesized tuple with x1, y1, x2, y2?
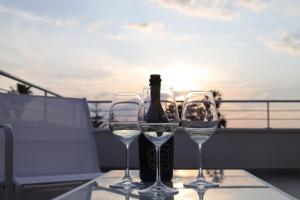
(109, 92, 143, 189)
(182, 91, 219, 188)
(138, 86, 179, 197)
(195, 187, 208, 200)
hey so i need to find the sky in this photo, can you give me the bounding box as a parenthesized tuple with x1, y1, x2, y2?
(1, 0, 300, 101)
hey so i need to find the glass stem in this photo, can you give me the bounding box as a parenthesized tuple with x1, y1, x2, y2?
(155, 146, 162, 185)
(124, 144, 131, 181)
(197, 144, 204, 179)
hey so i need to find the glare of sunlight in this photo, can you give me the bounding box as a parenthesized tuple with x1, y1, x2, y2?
(151, 63, 213, 92)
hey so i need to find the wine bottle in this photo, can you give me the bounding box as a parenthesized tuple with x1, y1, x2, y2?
(139, 74, 174, 182)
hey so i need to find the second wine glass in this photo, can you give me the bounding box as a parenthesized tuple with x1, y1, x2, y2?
(182, 91, 219, 188)
(109, 92, 143, 189)
(138, 86, 179, 197)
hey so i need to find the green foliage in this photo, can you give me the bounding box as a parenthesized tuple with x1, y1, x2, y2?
(10, 83, 33, 95)
(210, 90, 227, 128)
(90, 103, 105, 128)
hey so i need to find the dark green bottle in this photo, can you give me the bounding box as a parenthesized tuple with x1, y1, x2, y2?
(138, 74, 174, 182)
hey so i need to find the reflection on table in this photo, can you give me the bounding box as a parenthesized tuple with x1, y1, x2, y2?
(54, 170, 295, 200)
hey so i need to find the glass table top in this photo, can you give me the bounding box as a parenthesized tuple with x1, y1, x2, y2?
(54, 170, 296, 200)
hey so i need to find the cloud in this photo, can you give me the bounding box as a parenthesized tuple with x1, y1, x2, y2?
(237, 0, 267, 12)
(124, 22, 166, 33)
(54, 17, 79, 29)
(150, 0, 267, 20)
(0, 21, 146, 99)
(0, 4, 79, 29)
(123, 21, 201, 41)
(259, 32, 300, 56)
(107, 34, 128, 40)
(0, 4, 49, 23)
(86, 21, 104, 33)
(284, 6, 300, 16)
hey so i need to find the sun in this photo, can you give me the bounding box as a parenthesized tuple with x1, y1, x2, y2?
(153, 64, 211, 92)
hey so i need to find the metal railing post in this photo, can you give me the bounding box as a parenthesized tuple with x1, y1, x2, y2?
(267, 101, 270, 128)
(0, 124, 14, 200)
(44, 96, 48, 122)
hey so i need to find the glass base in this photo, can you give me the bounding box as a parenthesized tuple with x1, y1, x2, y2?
(184, 177, 218, 189)
(139, 182, 178, 198)
(110, 180, 143, 190)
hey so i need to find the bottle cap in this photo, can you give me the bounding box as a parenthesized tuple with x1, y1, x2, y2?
(149, 74, 161, 86)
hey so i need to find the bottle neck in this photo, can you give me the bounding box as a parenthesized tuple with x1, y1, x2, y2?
(150, 86, 161, 106)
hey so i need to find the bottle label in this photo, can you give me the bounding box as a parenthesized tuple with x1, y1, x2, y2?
(146, 143, 171, 172)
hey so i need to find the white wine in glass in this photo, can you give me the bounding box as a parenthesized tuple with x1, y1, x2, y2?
(109, 92, 143, 189)
(182, 91, 219, 188)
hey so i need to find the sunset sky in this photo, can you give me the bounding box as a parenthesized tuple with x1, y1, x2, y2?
(1, 0, 300, 100)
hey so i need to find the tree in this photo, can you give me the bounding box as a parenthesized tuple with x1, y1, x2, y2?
(206, 169, 224, 183)
(10, 83, 33, 95)
(8, 83, 33, 119)
(90, 103, 105, 128)
(210, 90, 227, 128)
(91, 114, 105, 128)
(177, 90, 227, 128)
(165, 103, 177, 121)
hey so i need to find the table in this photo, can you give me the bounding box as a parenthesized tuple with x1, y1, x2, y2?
(54, 170, 297, 200)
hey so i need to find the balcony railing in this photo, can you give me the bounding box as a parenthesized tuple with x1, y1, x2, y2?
(88, 100, 300, 129)
(0, 69, 61, 97)
(2, 69, 300, 129)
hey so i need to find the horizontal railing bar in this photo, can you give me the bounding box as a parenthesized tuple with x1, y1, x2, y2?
(0, 69, 61, 97)
(220, 109, 300, 112)
(110, 109, 138, 111)
(267, 118, 300, 120)
(218, 100, 300, 103)
(226, 118, 268, 120)
(0, 87, 11, 93)
(90, 110, 107, 112)
(220, 109, 267, 112)
(271, 110, 300, 112)
(226, 118, 300, 121)
(110, 115, 139, 117)
(89, 100, 300, 104)
(88, 100, 112, 104)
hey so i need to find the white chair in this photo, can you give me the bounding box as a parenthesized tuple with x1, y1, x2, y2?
(0, 124, 13, 200)
(0, 93, 101, 196)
